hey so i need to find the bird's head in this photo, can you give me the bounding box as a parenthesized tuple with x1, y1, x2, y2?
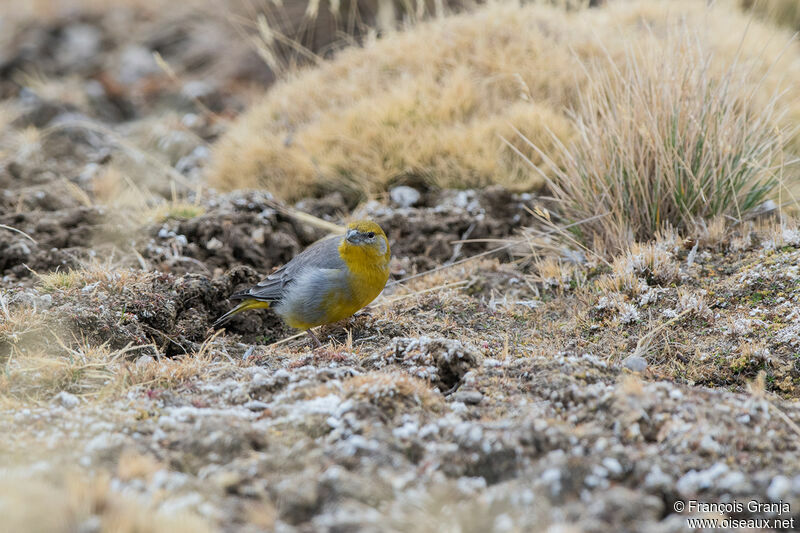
(342, 220, 390, 263)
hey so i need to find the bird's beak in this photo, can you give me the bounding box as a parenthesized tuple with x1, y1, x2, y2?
(345, 229, 360, 244)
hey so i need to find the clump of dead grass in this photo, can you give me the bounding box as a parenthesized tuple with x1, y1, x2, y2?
(0, 298, 53, 403)
(522, 25, 793, 254)
(594, 239, 680, 298)
(528, 256, 586, 294)
(0, 313, 221, 407)
(622, 243, 680, 286)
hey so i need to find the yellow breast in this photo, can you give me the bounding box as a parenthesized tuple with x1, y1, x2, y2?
(282, 237, 390, 330)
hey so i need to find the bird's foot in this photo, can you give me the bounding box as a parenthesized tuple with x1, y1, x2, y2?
(306, 329, 323, 349)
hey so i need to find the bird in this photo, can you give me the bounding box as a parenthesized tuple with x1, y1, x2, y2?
(213, 220, 391, 347)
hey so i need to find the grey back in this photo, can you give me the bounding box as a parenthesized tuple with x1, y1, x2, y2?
(232, 234, 346, 303)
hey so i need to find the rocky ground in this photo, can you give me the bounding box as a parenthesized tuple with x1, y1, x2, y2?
(2, 2, 800, 533)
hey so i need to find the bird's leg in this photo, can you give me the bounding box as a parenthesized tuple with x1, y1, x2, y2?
(306, 328, 322, 348)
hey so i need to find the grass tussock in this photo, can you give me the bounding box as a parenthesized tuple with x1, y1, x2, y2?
(210, 0, 800, 204)
(0, 0, 202, 20)
(118, 349, 224, 391)
(210, 1, 594, 202)
(523, 29, 793, 254)
(0, 293, 52, 375)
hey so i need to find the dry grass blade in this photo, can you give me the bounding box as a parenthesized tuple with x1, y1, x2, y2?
(0, 224, 37, 244)
(268, 203, 345, 234)
(390, 212, 610, 286)
(266, 330, 307, 349)
(383, 279, 469, 304)
(631, 309, 692, 360)
(768, 401, 800, 439)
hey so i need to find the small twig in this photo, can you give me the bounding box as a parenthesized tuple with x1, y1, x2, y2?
(388, 243, 515, 287)
(0, 224, 37, 244)
(383, 280, 470, 304)
(354, 335, 377, 345)
(448, 222, 475, 264)
(265, 331, 306, 349)
(131, 247, 150, 271)
(267, 202, 345, 235)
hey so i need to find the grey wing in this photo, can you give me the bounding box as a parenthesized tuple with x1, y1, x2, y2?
(230, 234, 345, 303)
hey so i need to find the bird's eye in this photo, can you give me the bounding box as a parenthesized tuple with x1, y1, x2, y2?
(366, 232, 375, 238)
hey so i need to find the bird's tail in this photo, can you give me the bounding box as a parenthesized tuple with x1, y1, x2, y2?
(212, 299, 271, 329)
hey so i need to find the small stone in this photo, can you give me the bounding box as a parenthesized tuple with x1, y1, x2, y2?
(644, 464, 672, 490)
(244, 400, 270, 412)
(676, 462, 729, 494)
(251, 227, 266, 244)
(699, 434, 722, 455)
(56, 23, 102, 69)
(183, 80, 214, 100)
(6, 241, 31, 259)
(451, 390, 483, 405)
(716, 470, 748, 492)
(622, 356, 648, 372)
(602, 457, 623, 477)
(37, 294, 52, 309)
(78, 515, 101, 533)
(206, 237, 224, 251)
(116, 45, 160, 84)
(389, 186, 421, 208)
(135, 355, 155, 368)
(767, 475, 792, 501)
(53, 391, 80, 409)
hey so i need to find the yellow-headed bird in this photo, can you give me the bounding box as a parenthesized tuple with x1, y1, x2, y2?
(213, 220, 391, 346)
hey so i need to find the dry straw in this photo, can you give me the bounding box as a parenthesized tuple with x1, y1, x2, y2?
(516, 26, 795, 254)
